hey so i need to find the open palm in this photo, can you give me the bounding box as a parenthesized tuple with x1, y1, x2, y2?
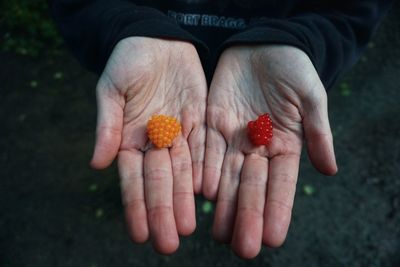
(90, 37, 207, 254)
(203, 45, 337, 258)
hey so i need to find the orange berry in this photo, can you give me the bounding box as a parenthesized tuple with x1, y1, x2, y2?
(147, 115, 181, 148)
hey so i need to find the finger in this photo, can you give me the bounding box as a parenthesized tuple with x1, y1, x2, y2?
(262, 154, 300, 247)
(118, 149, 149, 243)
(188, 124, 206, 194)
(144, 148, 179, 254)
(203, 128, 227, 200)
(231, 154, 268, 259)
(212, 149, 244, 243)
(91, 80, 124, 169)
(170, 135, 196, 236)
(303, 89, 337, 175)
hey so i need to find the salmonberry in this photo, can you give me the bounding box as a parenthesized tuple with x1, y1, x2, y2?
(147, 114, 181, 148)
(247, 113, 273, 146)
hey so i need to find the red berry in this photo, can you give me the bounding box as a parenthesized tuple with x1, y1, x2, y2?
(147, 115, 181, 148)
(247, 113, 273, 146)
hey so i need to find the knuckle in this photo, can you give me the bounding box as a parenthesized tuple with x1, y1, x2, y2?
(267, 198, 293, 211)
(147, 205, 173, 215)
(173, 191, 193, 199)
(240, 174, 266, 187)
(275, 172, 297, 186)
(172, 161, 192, 174)
(237, 206, 264, 218)
(123, 198, 145, 208)
(145, 168, 170, 181)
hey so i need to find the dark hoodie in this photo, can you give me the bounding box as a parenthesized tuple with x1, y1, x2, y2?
(51, 0, 392, 88)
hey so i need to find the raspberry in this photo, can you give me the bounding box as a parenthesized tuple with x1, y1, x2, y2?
(147, 114, 181, 148)
(247, 113, 273, 146)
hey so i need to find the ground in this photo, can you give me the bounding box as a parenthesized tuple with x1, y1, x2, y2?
(1, 4, 399, 267)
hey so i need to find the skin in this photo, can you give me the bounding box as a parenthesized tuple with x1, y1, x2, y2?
(90, 36, 337, 258)
(90, 37, 207, 254)
(203, 45, 337, 258)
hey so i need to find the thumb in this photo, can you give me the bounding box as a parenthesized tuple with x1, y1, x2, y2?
(90, 78, 124, 169)
(302, 87, 338, 176)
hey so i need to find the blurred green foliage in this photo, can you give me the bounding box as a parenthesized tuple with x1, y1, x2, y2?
(1, 0, 63, 56)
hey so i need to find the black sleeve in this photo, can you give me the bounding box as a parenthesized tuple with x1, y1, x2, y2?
(50, 0, 207, 74)
(220, 1, 393, 89)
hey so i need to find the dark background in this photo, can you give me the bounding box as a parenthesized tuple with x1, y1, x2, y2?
(1, 2, 399, 267)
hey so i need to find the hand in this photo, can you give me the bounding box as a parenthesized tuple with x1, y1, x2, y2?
(203, 45, 337, 258)
(90, 37, 207, 254)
